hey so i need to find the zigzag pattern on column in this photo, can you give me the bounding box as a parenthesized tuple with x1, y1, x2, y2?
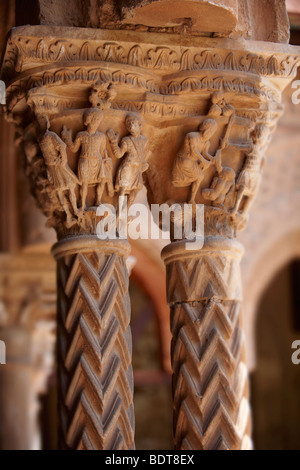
(171, 298, 252, 450)
(56, 249, 135, 450)
(165, 252, 243, 304)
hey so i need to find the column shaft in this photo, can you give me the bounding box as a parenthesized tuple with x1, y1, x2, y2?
(163, 238, 251, 450)
(53, 237, 135, 450)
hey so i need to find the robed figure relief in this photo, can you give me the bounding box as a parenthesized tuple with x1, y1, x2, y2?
(39, 117, 79, 227)
(61, 108, 114, 213)
(107, 114, 149, 207)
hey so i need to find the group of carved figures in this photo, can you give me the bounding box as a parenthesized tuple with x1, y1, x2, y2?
(32, 109, 149, 228)
(172, 93, 270, 218)
(24, 90, 268, 230)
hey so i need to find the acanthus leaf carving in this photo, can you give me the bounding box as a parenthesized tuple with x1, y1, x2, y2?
(15, 38, 67, 72)
(180, 50, 194, 71)
(128, 45, 144, 67)
(146, 47, 179, 70)
(194, 50, 224, 71)
(98, 42, 127, 64)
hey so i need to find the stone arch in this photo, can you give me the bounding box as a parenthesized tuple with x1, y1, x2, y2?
(131, 242, 172, 374)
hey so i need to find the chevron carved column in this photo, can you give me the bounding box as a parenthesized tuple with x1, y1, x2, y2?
(162, 238, 250, 450)
(53, 238, 134, 449)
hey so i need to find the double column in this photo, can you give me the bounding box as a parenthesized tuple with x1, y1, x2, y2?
(1, 24, 299, 450)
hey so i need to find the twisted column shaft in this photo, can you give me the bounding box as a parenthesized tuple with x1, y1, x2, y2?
(53, 237, 135, 450)
(162, 237, 252, 450)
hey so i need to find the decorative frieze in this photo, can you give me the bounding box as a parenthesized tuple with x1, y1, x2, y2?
(3, 29, 299, 80)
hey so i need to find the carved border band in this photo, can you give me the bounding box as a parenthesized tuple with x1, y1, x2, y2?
(5, 67, 282, 116)
(2, 26, 299, 119)
(3, 27, 300, 81)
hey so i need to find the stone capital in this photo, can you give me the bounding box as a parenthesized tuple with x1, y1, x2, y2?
(1, 26, 299, 240)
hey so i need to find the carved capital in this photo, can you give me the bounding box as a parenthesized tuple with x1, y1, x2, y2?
(1, 23, 300, 451)
(1, 26, 299, 240)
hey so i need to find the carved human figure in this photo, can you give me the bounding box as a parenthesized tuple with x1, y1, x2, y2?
(172, 119, 221, 204)
(62, 108, 114, 212)
(107, 114, 149, 207)
(232, 124, 269, 215)
(39, 118, 79, 227)
(23, 140, 56, 225)
(202, 166, 236, 210)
